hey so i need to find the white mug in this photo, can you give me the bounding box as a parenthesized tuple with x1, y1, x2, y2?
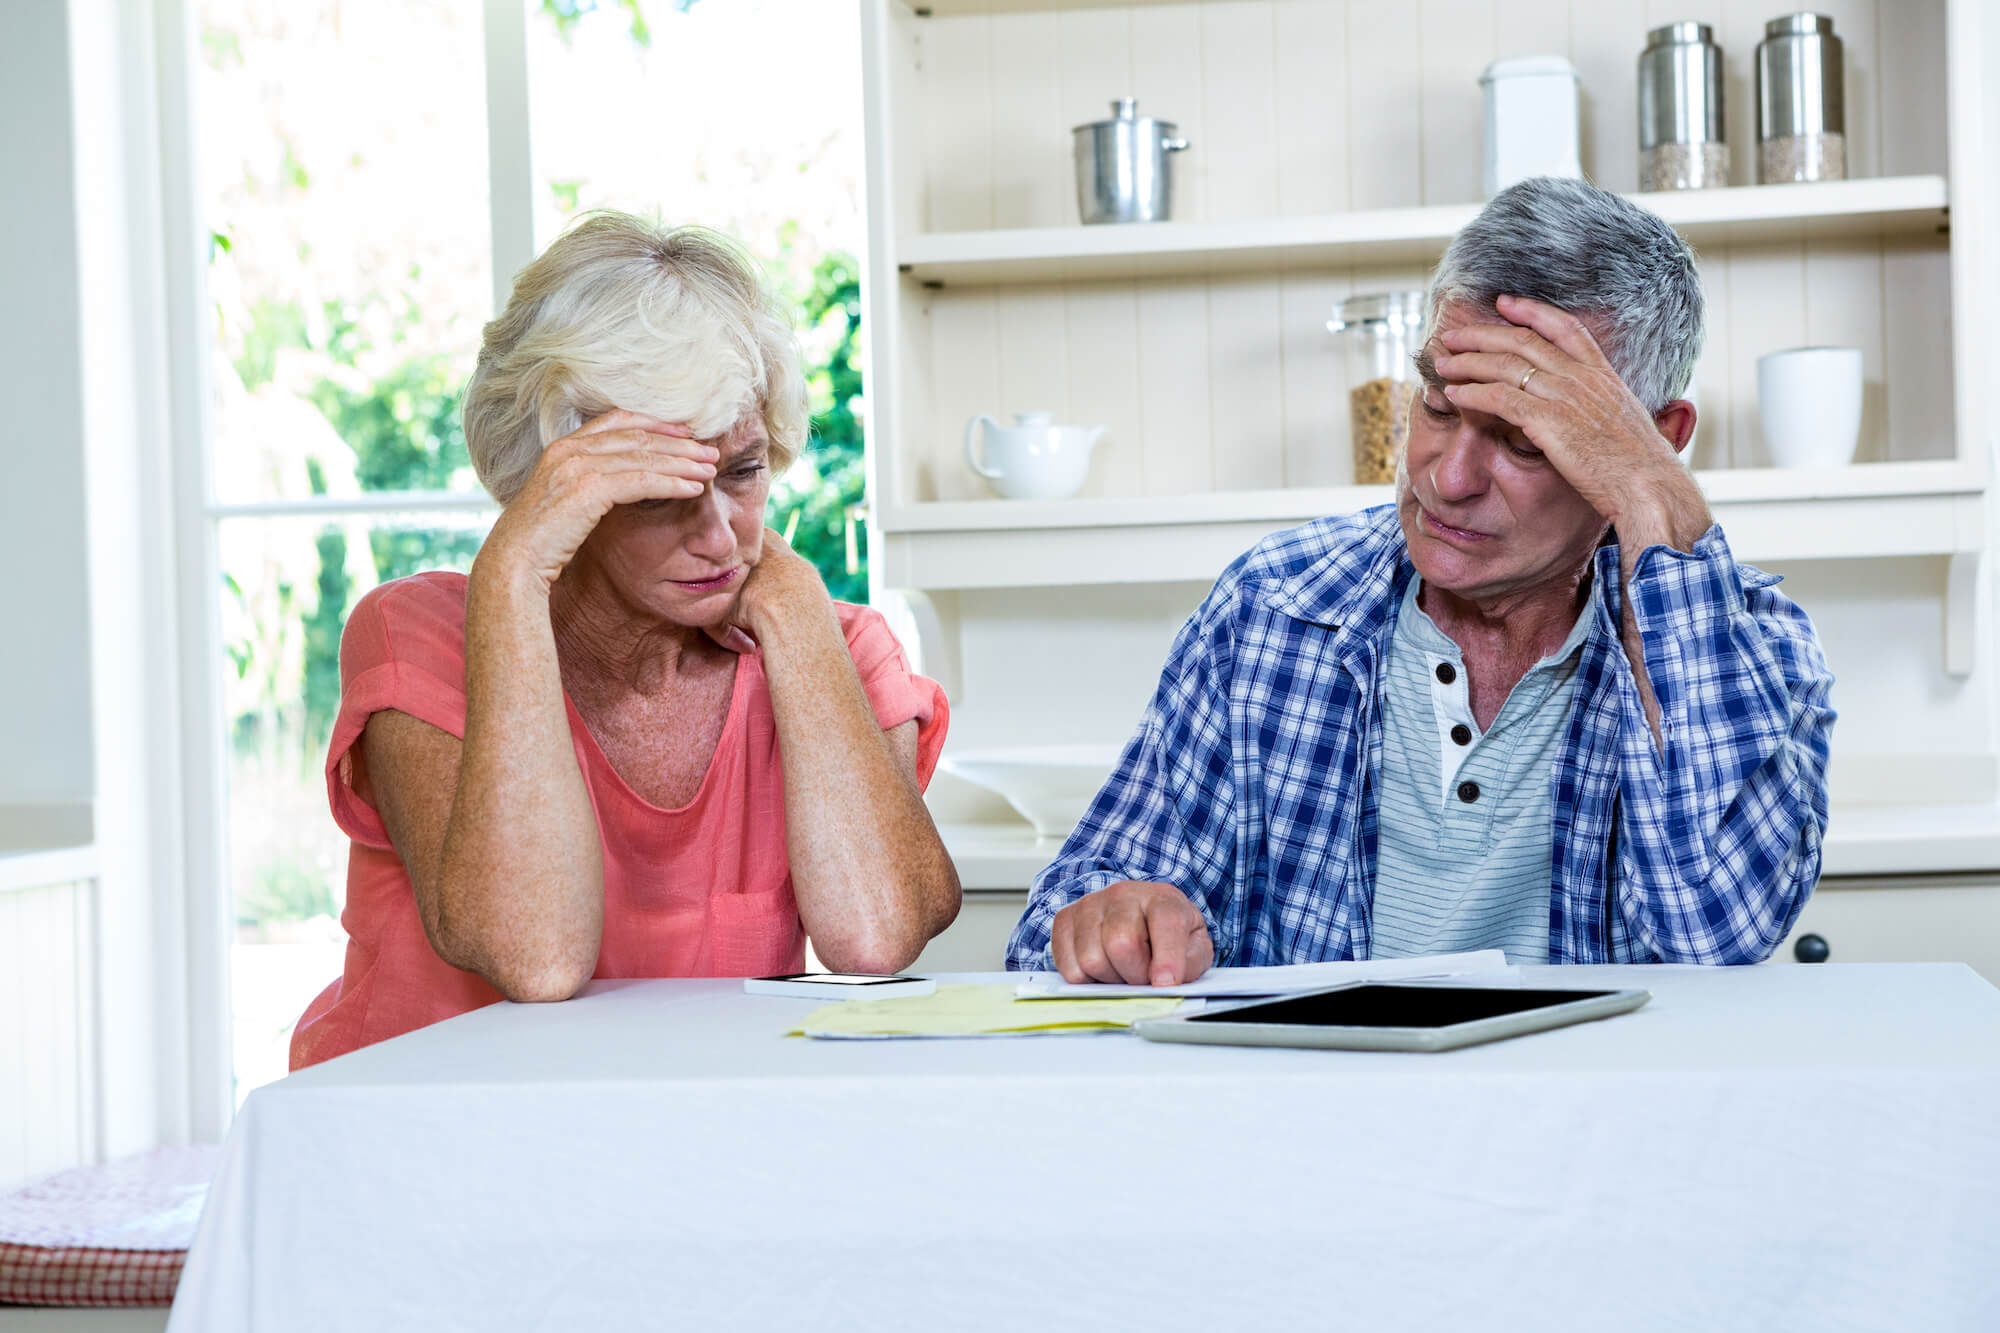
(1757, 346, 1863, 469)
(963, 412, 1105, 500)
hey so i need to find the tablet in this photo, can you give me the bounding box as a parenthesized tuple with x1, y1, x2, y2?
(1133, 982, 1650, 1052)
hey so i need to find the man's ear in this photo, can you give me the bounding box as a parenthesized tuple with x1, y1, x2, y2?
(1654, 399, 1697, 455)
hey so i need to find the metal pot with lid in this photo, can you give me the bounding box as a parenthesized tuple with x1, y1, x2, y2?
(1072, 98, 1189, 225)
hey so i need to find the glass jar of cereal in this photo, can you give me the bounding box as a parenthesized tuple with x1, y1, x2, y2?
(1327, 291, 1426, 486)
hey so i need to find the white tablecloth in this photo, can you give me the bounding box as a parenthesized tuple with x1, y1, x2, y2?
(168, 964, 2000, 1332)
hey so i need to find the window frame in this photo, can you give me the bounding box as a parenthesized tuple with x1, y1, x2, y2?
(161, 0, 537, 1132)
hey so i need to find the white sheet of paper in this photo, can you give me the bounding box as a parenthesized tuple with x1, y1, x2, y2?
(1012, 950, 1517, 999)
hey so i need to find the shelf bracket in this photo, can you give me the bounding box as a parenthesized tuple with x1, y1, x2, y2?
(1945, 551, 1978, 678)
(887, 588, 962, 700)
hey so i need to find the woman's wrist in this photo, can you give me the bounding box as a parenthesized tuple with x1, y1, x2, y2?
(741, 581, 838, 653)
(470, 537, 556, 605)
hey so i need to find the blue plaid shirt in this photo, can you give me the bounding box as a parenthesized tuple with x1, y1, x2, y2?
(1007, 506, 1836, 968)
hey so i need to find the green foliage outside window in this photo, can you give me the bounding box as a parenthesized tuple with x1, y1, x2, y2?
(768, 248, 868, 604)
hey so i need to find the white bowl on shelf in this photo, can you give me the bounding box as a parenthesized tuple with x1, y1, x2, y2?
(936, 744, 1123, 838)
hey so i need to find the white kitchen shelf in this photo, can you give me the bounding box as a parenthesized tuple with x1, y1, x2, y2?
(898, 176, 1950, 286)
(878, 459, 1986, 589)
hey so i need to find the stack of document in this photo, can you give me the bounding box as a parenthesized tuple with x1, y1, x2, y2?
(1012, 950, 1516, 999)
(792, 985, 1181, 1040)
(790, 953, 1516, 1040)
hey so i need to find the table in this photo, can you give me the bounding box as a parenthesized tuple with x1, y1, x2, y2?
(168, 965, 2000, 1331)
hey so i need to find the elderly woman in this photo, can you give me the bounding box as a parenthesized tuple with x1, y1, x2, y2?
(291, 214, 959, 1068)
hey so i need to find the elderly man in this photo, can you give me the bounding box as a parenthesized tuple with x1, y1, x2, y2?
(1007, 176, 1835, 984)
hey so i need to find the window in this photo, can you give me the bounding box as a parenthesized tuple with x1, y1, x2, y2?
(192, 0, 867, 1100)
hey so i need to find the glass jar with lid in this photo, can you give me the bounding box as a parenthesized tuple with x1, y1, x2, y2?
(1327, 291, 1426, 486)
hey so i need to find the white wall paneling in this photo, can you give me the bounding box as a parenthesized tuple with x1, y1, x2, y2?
(1417, 0, 1492, 206)
(920, 288, 1001, 502)
(1062, 281, 1146, 497)
(1881, 236, 1958, 464)
(1205, 275, 1285, 491)
(1272, 1, 1348, 218)
(1342, 1, 1423, 211)
(1880, 0, 1949, 178)
(1134, 278, 1214, 494)
(1198, 3, 1278, 223)
(1721, 239, 1807, 469)
(1566, 0, 1645, 195)
(0, 879, 97, 1194)
(1279, 269, 1352, 488)
(987, 12, 1068, 229)
(0, 1, 94, 808)
(918, 13, 994, 232)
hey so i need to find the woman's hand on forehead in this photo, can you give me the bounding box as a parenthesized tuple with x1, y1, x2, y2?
(576, 408, 695, 439)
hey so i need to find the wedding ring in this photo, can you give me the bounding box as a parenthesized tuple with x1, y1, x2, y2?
(1518, 366, 1539, 392)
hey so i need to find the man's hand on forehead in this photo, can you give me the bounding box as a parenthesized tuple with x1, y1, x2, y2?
(1427, 293, 1694, 523)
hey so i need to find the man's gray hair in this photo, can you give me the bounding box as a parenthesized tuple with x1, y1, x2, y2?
(1427, 176, 1704, 413)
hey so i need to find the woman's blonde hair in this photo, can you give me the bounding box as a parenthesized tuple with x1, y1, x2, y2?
(464, 212, 809, 503)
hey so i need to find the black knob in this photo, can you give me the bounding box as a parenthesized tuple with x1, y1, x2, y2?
(1793, 933, 1830, 964)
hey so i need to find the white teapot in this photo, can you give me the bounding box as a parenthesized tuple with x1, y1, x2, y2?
(963, 411, 1105, 501)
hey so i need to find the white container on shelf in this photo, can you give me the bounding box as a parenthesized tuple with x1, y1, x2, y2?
(1480, 56, 1583, 198)
(963, 412, 1105, 501)
(1757, 346, 1864, 469)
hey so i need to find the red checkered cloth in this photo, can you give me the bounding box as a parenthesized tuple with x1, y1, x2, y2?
(0, 1242, 186, 1307)
(0, 1146, 217, 1308)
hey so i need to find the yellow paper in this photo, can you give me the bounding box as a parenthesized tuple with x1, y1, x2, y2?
(790, 984, 1181, 1039)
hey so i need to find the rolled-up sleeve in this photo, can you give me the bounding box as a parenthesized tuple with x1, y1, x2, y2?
(1005, 601, 1241, 970)
(1607, 526, 1836, 963)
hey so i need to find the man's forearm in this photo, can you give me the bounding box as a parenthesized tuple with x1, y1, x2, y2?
(1595, 522, 1836, 963)
(1609, 466, 1713, 748)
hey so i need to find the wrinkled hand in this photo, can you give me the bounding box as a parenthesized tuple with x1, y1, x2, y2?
(480, 410, 718, 592)
(703, 526, 831, 655)
(1050, 880, 1214, 987)
(1433, 294, 1705, 538)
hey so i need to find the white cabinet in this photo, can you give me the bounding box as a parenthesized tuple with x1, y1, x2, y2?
(908, 879, 2000, 984)
(859, 1, 2000, 916)
(1779, 876, 2000, 986)
(910, 891, 1032, 972)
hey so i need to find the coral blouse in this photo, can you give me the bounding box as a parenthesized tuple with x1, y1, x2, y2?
(289, 571, 947, 1070)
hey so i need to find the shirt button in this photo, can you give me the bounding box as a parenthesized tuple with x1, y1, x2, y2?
(1435, 662, 1457, 685)
(1457, 781, 1481, 804)
(1450, 723, 1472, 746)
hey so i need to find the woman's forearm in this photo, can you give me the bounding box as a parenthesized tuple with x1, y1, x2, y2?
(757, 605, 960, 972)
(437, 560, 605, 999)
